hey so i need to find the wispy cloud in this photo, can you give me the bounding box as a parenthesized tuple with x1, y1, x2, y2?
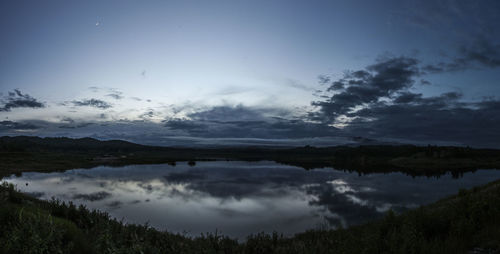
(423, 39, 500, 73)
(72, 99, 112, 109)
(106, 89, 124, 100)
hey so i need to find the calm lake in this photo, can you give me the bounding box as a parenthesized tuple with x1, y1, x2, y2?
(3, 161, 500, 239)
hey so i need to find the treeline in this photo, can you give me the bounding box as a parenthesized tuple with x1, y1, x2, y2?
(1, 136, 498, 158)
(1, 136, 500, 178)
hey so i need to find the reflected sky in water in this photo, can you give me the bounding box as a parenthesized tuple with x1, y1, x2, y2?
(3, 161, 500, 239)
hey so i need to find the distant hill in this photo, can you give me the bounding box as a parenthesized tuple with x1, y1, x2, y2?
(0, 136, 155, 153)
(1, 135, 500, 178)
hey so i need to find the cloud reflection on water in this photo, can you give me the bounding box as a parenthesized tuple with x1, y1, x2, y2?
(4, 161, 500, 239)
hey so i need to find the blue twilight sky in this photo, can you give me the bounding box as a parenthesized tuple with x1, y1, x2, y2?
(1, 0, 500, 147)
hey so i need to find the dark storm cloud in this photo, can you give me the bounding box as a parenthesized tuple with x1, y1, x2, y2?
(392, 91, 462, 105)
(311, 56, 419, 122)
(312, 56, 500, 147)
(164, 105, 340, 139)
(0, 120, 39, 130)
(0, 89, 45, 111)
(72, 99, 112, 109)
(345, 98, 500, 147)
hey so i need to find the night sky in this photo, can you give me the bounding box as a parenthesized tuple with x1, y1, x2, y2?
(1, 0, 499, 147)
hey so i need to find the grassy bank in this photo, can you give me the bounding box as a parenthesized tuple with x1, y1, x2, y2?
(1, 179, 500, 253)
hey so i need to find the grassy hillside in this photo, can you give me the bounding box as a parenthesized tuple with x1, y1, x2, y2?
(1, 179, 500, 253)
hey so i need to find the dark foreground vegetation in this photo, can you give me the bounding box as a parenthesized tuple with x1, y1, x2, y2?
(1, 136, 500, 178)
(1, 179, 500, 253)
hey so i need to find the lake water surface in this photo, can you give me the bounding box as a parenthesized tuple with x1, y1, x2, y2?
(3, 161, 500, 239)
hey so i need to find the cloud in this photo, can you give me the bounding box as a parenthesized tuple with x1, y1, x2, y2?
(138, 109, 159, 120)
(0, 89, 45, 111)
(283, 79, 314, 91)
(87, 86, 124, 100)
(404, 0, 500, 39)
(105, 89, 124, 100)
(312, 56, 500, 147)
(213, 86, 251, 96)
(72, 191, 111, 201)
(88, 86, 100, 92)
(345, 97, 500, 147)
(188, 105, 265, 122)
(423, 39, 500, 73)
(459, 40, 500, 68)
(107, 201, 122, 208)
(106, 93, 123, 100)
(0, 117, 358, 148)
(311, 56, 420, 122)
(393, 1, 500, 74)
(59, 122, 94, 129)
(72, 99, 112, 109)
(164, 105, 340, 139)
(0, 120, 39, 130)
(399, 1, 500, 73)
